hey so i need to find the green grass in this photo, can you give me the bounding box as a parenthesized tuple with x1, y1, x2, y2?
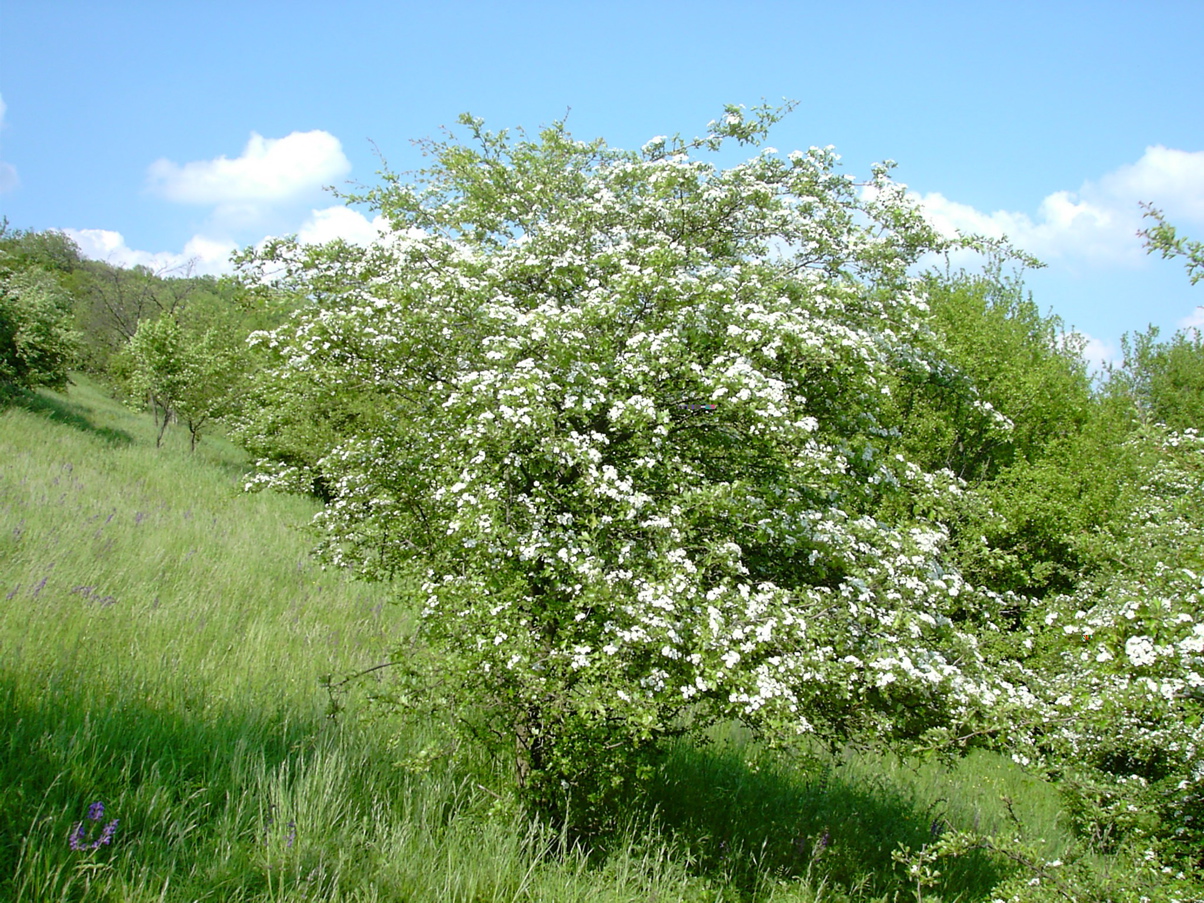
(1, 377, 1091, 902)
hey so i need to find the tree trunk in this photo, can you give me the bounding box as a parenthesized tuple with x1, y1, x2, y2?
(514, 705, 542, 793)
(154, 398, 171, 448)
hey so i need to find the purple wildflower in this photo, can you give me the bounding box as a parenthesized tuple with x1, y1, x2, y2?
(262, 807, 297, 848)
(70, 585, 118, 606)
(69, 801, 118, 851)
(97, 819, 119, 846)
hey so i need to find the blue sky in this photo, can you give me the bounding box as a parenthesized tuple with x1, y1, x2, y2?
(2, 0, 1202, 364)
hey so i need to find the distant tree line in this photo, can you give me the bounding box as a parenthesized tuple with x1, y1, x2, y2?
(0, 220, 281, 449)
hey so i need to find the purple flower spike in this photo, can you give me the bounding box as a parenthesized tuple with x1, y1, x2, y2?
(69, 803, 118, 851)
(98, 819, 119, 846)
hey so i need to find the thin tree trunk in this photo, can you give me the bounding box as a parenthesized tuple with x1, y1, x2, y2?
(154, 398, 172, 448)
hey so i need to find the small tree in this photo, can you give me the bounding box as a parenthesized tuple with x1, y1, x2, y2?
(120, 313, 247, 450)
(120, 315, 187, 444)
(240, 105, 1018, 827)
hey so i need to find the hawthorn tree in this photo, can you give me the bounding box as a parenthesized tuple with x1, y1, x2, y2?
(239, 105, 1024, 824)
(995, 421, 1204, 875)
(117, 314, 187, 445)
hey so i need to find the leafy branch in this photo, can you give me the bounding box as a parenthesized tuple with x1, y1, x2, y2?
(1139, 202, 1204, 286)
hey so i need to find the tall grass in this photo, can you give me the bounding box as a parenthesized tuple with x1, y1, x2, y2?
(1, 377, 1081, 901)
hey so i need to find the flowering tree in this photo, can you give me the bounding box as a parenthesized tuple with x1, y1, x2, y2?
(239, 105, 1017, 822)
(999, 423, 1204, 871)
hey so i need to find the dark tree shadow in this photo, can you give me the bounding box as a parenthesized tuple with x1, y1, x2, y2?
(631, 740, 1010, 900)
(3, 387, 132, 445)
(0, 671, 333, 898)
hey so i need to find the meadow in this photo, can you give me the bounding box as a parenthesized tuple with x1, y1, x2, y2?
(1, 377, 1104, 902)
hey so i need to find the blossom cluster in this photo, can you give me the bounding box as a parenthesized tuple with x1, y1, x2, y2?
(996, 427, 1204, 790)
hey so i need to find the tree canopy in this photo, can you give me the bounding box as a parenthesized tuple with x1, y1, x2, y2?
(236, 105, 1040, 824)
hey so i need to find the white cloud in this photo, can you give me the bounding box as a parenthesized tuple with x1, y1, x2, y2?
(1096, 146, 1204, 222)
(59, 128, 395, 279)
(914, 146, 1204, 269)
(65, 228, 238, 276)
(1180, 306, 1204, 333)
(1080, 334, 1121, 372)
(1060, 329, 1120, 374)
(146, 130, 351, 207)
(0, 93, 18, 193)
(64, 204, 389, 279)
(296, 205, 389, 246)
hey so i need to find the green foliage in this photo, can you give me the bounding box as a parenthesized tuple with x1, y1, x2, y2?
(939, 407, 1135, 602)
(1111, 325, 1204, 432)
(0, 219, 82, 274)
(895, 266, 1092, 482)
(1140, 202, 1204, 286)
(874, 261, 1113, 601)
(0, 225, 81, 393)
(0, 269, 79, 394)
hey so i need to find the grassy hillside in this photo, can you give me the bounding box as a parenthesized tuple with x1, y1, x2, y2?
(0, 378, 1080, 902)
